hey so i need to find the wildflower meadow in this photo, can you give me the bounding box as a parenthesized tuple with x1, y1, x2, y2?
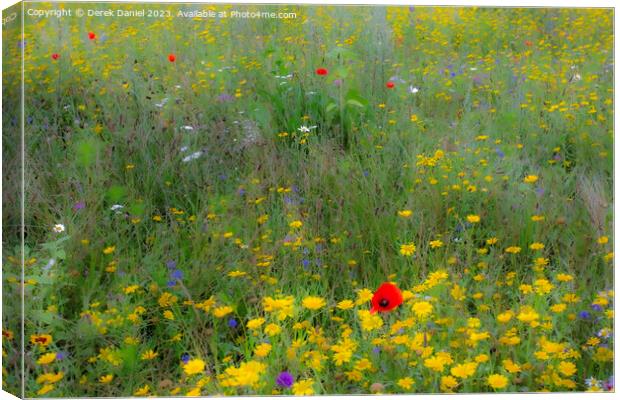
(1, 3, 614, 397)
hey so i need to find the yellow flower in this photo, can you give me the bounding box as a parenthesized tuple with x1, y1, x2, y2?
(558, 361, 576, 377)
(102, 246, 116, 255)
(450, 362, 477, 379)
(502, 359, 521, 373)
(254, 343, 272, 358)
(213, 306, 233, 318)
(264, 323, 282, 336)
(36, 352, 57, 365)
(398, 210, 412, 218)
(158, 292, 178, 308)
(337, 300, 355, 310)
(289, 220, 303, 229)
(517, 307, 540, 324)
(429, 239, 444, 248)
(220, 361, 267, 388)
(523, 175, 538, 184)
(163, 310, 175, 320)
(134, 385, 150, 396)
(411, 301, 433, 319)
(529, 242, 545, 250)
(556, 273, 573, 282)
(186, 387, 201, 396)
(183, 359, 205, 375)
(497, 311, 513, 323)
(399, 242, 416, 256)
(397, 377, 415, 390)
(99, 374, 114, 384)
(37, 384, 55, 395)
(36, 372, 64, 384)
(247, 318, 266, 330)
(550, 303, 567, 313)
(355, 288, 373, 305)
(358, 310, 383, 331)
(487, 374, 509, 389)
(123, 284, 140, 294)
(505, 246, 522, 254)
(30, 334, 53, 347)
(466, 215, 480, 223)
(302, 296, 326, 310)
(292, 379, 314, 395)
(486, 237, 498, 245)
(440, 375, 458, 392)
(597, 236, 609, 244)
(141, 349, 158, 360)
(424, 352, 453, 372)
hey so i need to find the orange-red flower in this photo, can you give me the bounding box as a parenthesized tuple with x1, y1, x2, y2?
(370, 282, 403, 313)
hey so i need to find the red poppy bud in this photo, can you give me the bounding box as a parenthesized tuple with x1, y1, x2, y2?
(386, 81, 395, 89)
(524, 40, 533, 47)
(316, 68, 328, 76)
(51, 53, 59, 60)
(88, 32, 96, 40)
(168, 54, 176, 62)
(370, 282, 403, 313)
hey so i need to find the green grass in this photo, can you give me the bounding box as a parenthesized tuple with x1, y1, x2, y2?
(2, 3, 614, 396)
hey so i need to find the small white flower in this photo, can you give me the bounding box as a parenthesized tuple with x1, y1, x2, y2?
(43, 258, 56, 271)
(155, 98, 169, 108)
(180, 146, 189, 152)
(182, 151, 203, 163)
(298, 125, 317, 133)
(181, 126, 194, 131)
(110, 204, 124, 214)
(408, 85, 419, 94)
(470, 67, 478, 71)
(52, 224, 65, 233)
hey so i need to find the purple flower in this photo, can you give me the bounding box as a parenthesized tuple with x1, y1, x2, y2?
(228, 318, 238, 328)
(372, 346, 381, 354)
(170, 269, 183, 280)
(302, 259, 310, 268)
(578, 311, 591, 319)
(166, 260, 177, 269)
(73, 201, 85, 211)
(217, 93, 234, 103)
(592, 304, 603, 312)
(495, 148, 505, 159)
(276, 371, 294, 388)
(56, 352, 67, 360)
(333, 79, 343, 87)
(181, 353, 190, 364)
(167, 280, 177, 288)
(604, 376, 614, 391)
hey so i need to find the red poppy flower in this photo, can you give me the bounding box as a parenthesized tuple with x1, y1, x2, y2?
(316, 68, 328, 76)
(51, 53, 59, 60)
(88, 32, 96, 40)
(370, 282, 403, 313)
(168, 54, 176, 62)
(386, 81, 395, 89)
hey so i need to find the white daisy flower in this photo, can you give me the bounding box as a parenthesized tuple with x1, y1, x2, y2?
(52, 224, 65, 233)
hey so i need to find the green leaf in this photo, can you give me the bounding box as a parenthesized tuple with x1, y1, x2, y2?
(345, 89, 368, 109)
(107, 185, 127, 203)
(74, 138, 101, 168)
(129, 202, 146, 216)
(325, 102, 338, 114)
(335, 66, 349, 79)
